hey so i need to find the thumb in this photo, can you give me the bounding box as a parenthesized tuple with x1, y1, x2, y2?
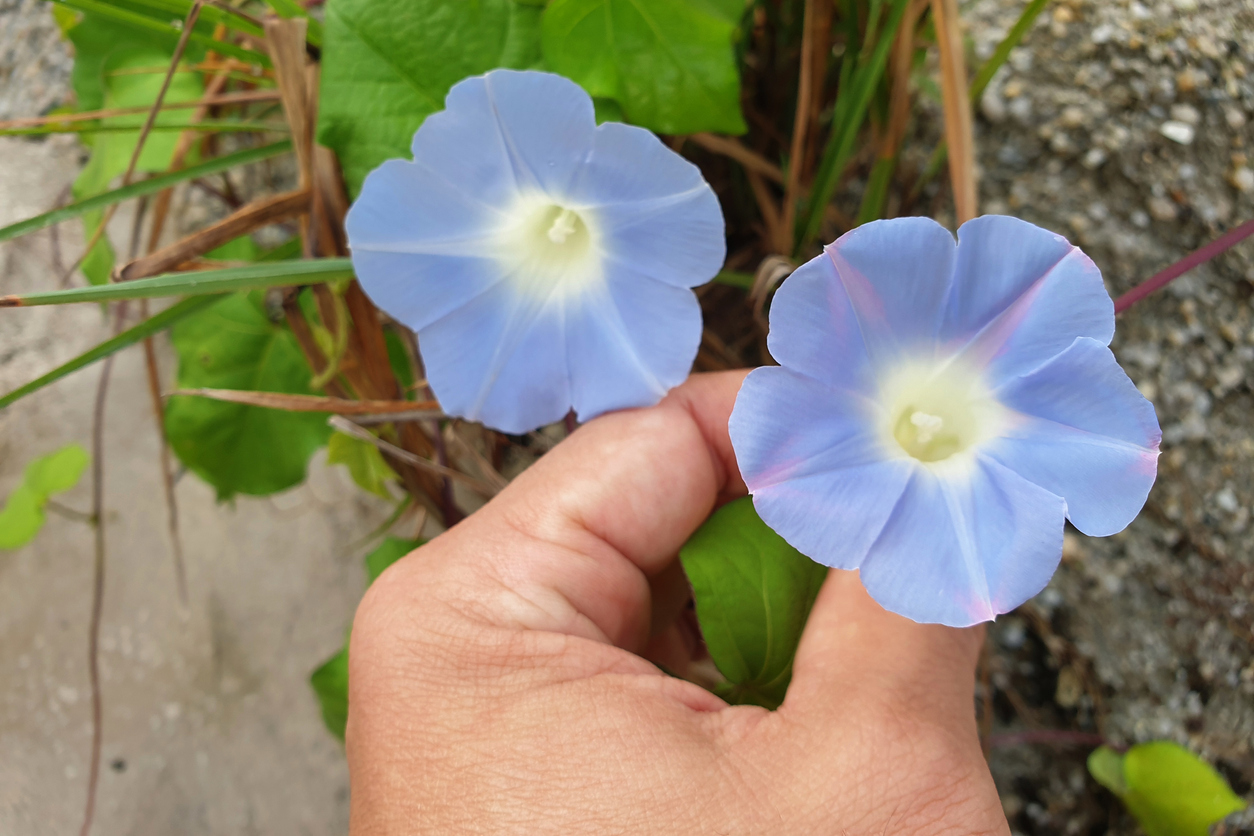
(783, 569, 985, 728)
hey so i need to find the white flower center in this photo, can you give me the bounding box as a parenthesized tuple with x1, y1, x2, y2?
(496, 196, 603, 301)
(879, 357, 1009, 466)
(546, 208, 580, 244)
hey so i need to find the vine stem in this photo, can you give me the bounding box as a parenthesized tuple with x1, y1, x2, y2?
(983, 730, 1109, 750)
(1114, 218, 1254, 314)
(80, 321, 122, 836)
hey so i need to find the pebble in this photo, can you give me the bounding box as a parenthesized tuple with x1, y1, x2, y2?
(1148, 195, 1179, 221)
(1229, 167, 1254, 194)
(1170, 104, 1202, 126)
(1214, 488, 1240, 514)
(1160, 121, 1197, 145)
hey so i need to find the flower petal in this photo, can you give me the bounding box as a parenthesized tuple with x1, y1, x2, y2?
(765, 252, 877, 396)
(987, 337, 1161, 536)
(350, 250, 505, 332)
(950, 217, 1114, 383)
(824, 217, 957, 365)
(570, 121, 724, 288)
(858, 458, 1066, 627)
(419, 283, 571, 434)
(566, 268, 702, 421)
(731, 367, 913, 568)
(346, 158, 502, 254)
(478, 70, 597, 197)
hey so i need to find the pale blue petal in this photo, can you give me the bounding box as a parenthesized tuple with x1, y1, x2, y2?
(407, 75, 528, 208)
(765, 252, 877, 396)
(730, 367, 887, 488)
(566, 268, 702, 420)
(942, 215, 1076, 340)
(950, 218, 1114, 383)
(569, 121, 724, 288)
(986, 337, 1161, 536)
(418, 284, 571, 435)
(859, 458, 1066, 627)
(346, 158, 501, 253)
(479, 70, 596, 196)
(730, 366, 912, 568)
(824, 217, 957, 365)
(350, 250, 504, 332)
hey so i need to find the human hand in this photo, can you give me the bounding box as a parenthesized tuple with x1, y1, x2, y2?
(346, 371, 1010, 835)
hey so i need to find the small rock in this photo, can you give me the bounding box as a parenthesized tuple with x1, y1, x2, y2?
(1008, 96, 1033, 122)
(1214, 488, 1240, 514)
(1060, 105, 1088, 128)
(1176, 67, 1208, 93)
(1224, 107, 1247, 130)
(981, 89, 1008, 123)
(1171, 103, 1202, 125)
(1003, 78, 1024, 98)
(1148, 195, 1179, 221)
(1091, 24, 1115, 45)
(1055, 666, 1084, 708)
(1229, 167, 1254, 193)
(1160, 121, 1196, 145)
(1082, 147, 1108, 169)
(1173, 0, 1197, 10)
(1131, 209, 1151, 228)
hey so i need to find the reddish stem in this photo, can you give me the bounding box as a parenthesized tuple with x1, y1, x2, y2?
(984, 730, 1111, 750)
(1114, 218, 1254, 315)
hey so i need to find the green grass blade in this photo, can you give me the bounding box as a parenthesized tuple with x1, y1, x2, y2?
(49, 0, 272, 66)
(856, 154, 897, 225)
(969, 0, 1051, 102)
(0, 141, 291, 245)
(711, 270, 754, 290)
(0, 295, 221, 410)
(262, 0, 324, 47)
(113, 0, 266, 39)
(1, 259, 354, 307)
(798, 0, 910, 250)
(0, 120, 287, 138)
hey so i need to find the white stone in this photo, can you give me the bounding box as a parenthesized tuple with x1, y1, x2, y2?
(1159, 120, 1196, 145)
(1170, 103, 1201, 125)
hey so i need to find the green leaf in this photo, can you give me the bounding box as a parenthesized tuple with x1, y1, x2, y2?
(327, 431, 399, 499)
(310, 645, 350, 741)
(66, 15, 205, 283)
(0, 295, 222, 410)
(0, 258, 354, 306)
(364, 536, 420, 583)
(0, 141, 291, 245)
(1088, 742, 1248, 836)
(25, 445, 91, 496)
(542, 0, 746, 135)
(318, 0, 543, 195)
(0, 486, 47, 550)
(311, 536, 422, 740)
(679, 497, 828, 708)
(0, 445, 91, 550)
(164, 292, 331, 499)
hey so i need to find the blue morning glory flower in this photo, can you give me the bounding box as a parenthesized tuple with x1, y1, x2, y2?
(729, 216, 1161, 627)
(345, 70, 725, 434)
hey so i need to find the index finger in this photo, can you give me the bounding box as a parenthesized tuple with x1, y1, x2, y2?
(381, 370, 748, 652)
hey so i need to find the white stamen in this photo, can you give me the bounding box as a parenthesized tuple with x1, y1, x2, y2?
(547, 208, 579, 244)
(910, 410, 944, 445)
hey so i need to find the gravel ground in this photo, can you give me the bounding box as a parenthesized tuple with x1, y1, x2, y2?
(967, 0, 1254, 832)
(1, 0, 1252, 834)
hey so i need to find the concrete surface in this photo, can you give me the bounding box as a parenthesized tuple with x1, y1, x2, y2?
(0, 133, 380, 834)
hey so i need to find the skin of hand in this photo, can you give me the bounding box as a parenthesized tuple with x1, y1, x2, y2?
(346, 370, 1011, 835)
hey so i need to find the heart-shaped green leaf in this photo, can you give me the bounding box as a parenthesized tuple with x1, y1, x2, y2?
(164, 292, 331, 500)
(1088, 742, 1247, 836)
(542, 0, 746, 135)
(317, 0, 543, 196)
(680, 497, 827, 708)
